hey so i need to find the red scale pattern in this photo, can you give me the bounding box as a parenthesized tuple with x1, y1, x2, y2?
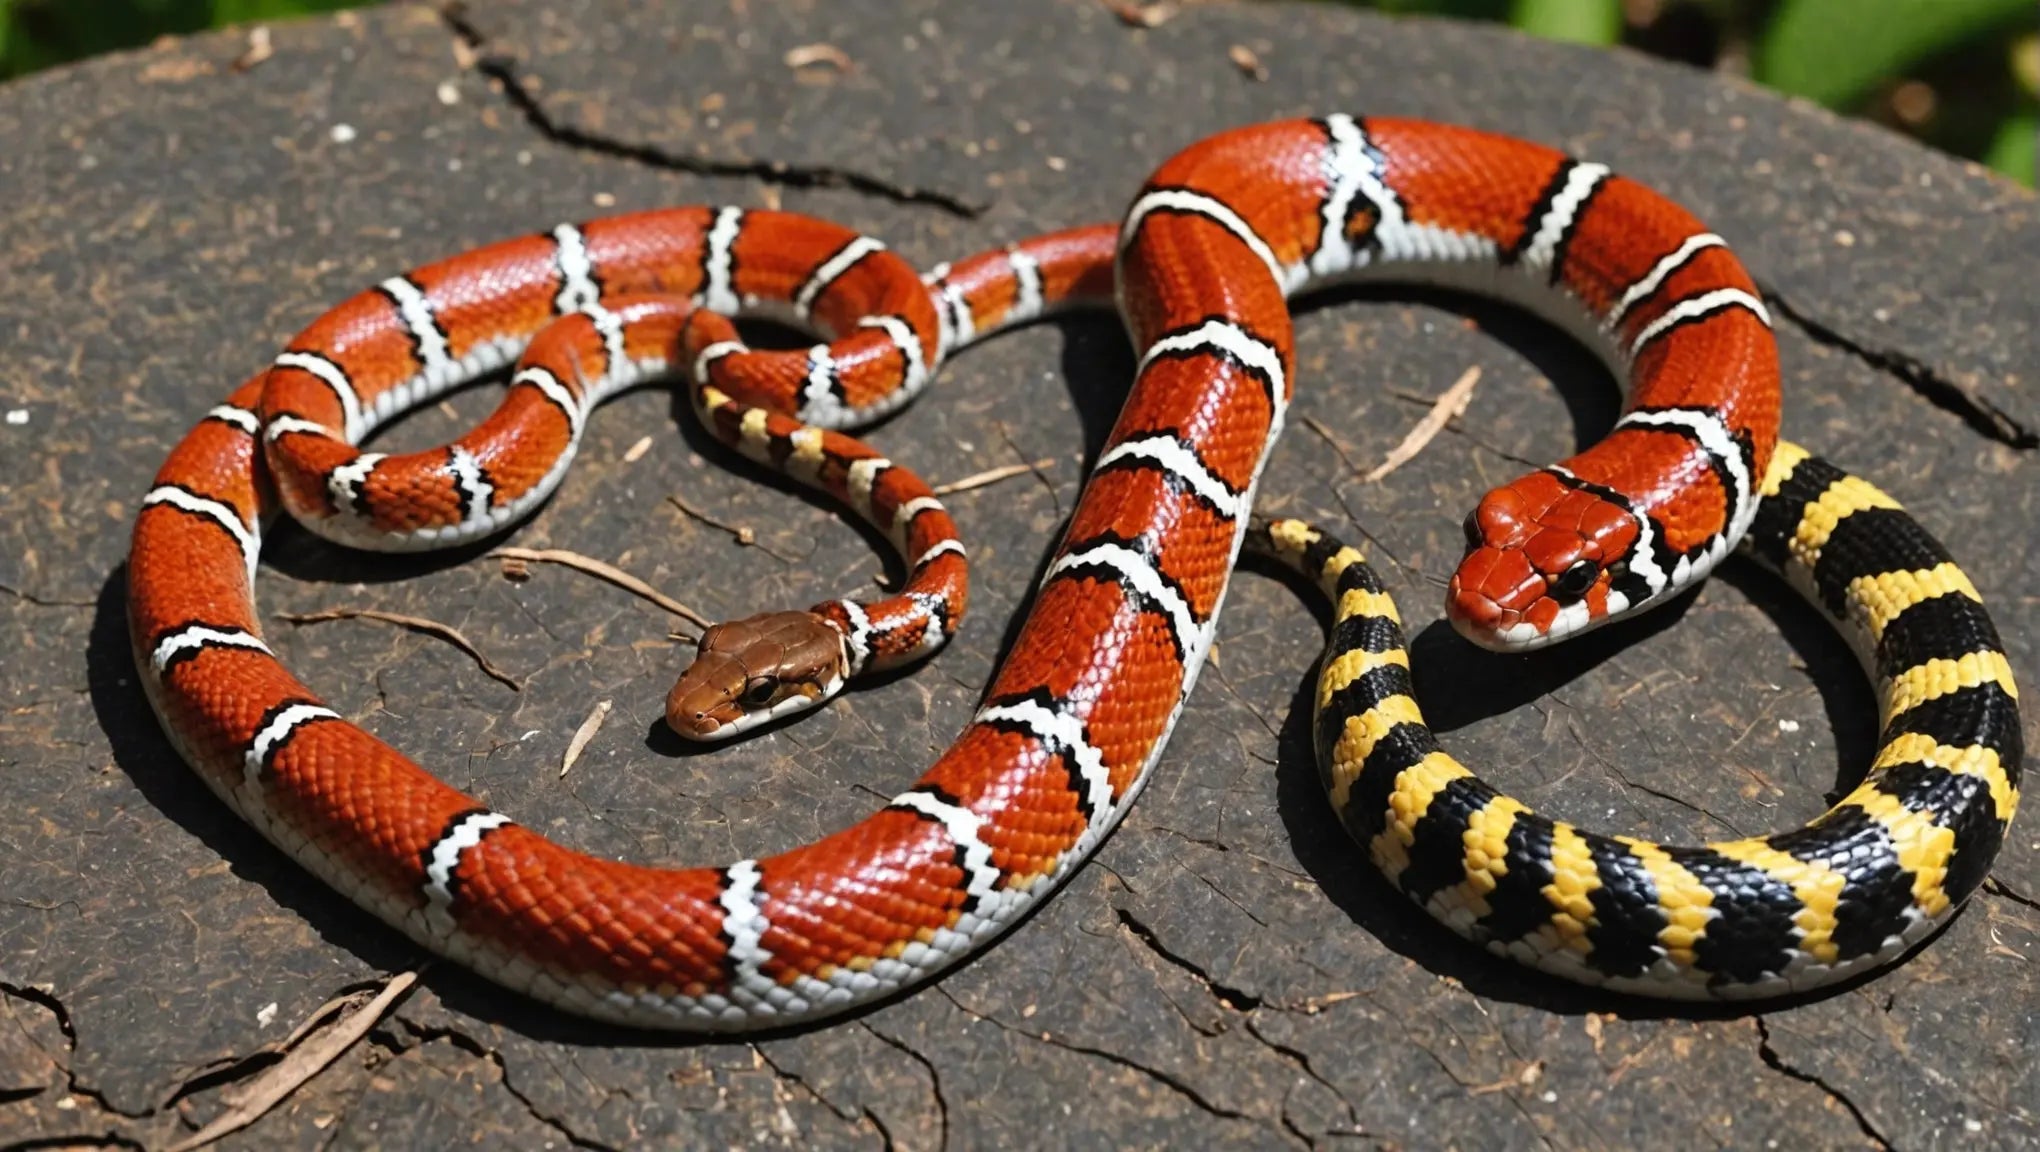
(261, 210, 944, 540)
(451, 829, 730, 990)
(1370, 119, 1557, 251)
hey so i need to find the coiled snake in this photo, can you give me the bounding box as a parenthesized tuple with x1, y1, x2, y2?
(127, 116, 2018, 1026)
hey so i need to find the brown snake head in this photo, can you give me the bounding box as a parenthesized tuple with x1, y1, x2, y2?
(666, 611, 849, 741)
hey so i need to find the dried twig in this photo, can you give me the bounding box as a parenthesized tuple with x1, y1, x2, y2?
(1365, 366, 1482, 482)
(277, 608, 520, 690)
(560, 699, 613, 778)
(932, 458, 1058, 495)
(166, 970, 420, 1152)
(1384, 386, 1539, 469)
(995, 420, 1063, 514)
(1466, 1059, 1544, 1097)
(1296, 989, 1371, 1015)
(1302, 415, 1366, 477)
(622, 434, 655, 463)
(1106, 0, 1177, 27)
(491, 546, 711, 629)
(666, 494, 801, 563)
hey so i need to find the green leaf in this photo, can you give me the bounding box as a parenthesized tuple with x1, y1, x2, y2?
(1982, 110, 2036, 185)
(1325, 0, 1511, 18)
(1758, 0, 2034, 107)
(211, 0, 367, 22)
(1510, 0, 1622, 45)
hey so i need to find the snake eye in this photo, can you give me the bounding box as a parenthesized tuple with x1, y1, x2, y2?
(1550, 560, 1599, 601)
(1462, 511, 1482, 549)
(739, 677, 781, 707)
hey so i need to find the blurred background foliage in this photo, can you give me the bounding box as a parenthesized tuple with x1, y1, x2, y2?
(0, 0, 2032, 184)
(0, 1, 362, 76)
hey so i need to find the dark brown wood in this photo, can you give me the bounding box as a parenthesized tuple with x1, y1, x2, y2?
(1, 2, 2033, 1147)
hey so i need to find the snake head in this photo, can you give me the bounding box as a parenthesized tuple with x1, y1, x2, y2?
(665, 611, 849, 741)
(1446, 472, 1641, 651)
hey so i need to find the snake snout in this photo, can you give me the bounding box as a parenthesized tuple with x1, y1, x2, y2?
(1446, 544, 1542, 643)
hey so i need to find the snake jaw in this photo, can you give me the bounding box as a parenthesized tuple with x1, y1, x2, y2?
(665, 611, 851, 741)
(1447, 550, 1617, 652)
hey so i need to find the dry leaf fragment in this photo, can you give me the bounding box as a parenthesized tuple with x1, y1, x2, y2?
(623, 434, 654, 463)
(1467, 1059, 1544, 1096)
(1107, 1, 1177, 27)
(1299, 989, 1369, 1014)
(1228, 44, 1268, 81)
(784, 43, 854, 71)
(561, 700, 613, 778)
(230, 26, 273, 72)
(450, 31, 480, 71)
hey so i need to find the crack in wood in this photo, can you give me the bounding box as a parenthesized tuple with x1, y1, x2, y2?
(1763, 289, 2035, 450)
(437, 3, 986, 218)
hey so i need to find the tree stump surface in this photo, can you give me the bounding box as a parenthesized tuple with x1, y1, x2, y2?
(1, 2, 2034, 1148)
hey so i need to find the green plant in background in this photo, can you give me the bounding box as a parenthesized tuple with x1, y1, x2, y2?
(1342, 0, 2037, 185)
(1, 0, 2033, 185)
(1756, 0, 2034, 182)
(0, 0, 363, 78)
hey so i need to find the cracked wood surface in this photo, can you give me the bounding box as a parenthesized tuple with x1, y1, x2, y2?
(0, 1, 2035, 1148)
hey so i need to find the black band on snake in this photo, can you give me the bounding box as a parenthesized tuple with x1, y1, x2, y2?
(1249, 440, 2021, 998)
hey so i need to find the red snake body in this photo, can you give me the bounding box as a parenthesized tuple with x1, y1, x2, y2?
(131, 117, 1785, 1026)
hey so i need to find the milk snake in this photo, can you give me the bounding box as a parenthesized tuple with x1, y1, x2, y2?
(128, 116, 2018, 1026)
